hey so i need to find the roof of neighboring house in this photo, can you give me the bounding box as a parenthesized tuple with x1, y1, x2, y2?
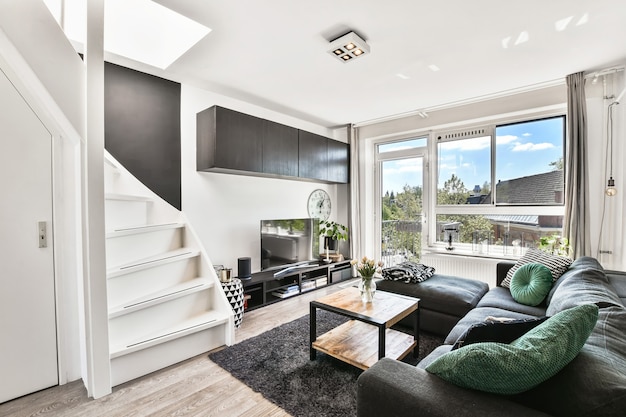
(485, 215, 539, 226)
(477, 170, 564, 205)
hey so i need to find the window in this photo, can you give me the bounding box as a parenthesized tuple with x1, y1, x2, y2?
(378, 138, 427, 153)
(437, 133, 491, 205)
(495, 117, 565, 205)
(434, 116, 565, 255)
(377, 138, 427, 266)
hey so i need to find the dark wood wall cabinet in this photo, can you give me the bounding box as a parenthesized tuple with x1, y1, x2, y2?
(197, 105, 349, 184)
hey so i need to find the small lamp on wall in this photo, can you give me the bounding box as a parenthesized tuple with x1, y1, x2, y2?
(605, 87, 625, 197)
(606, 177, 617, 197)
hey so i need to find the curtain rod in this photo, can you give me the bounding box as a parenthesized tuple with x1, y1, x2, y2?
(585, 66, 625, 79)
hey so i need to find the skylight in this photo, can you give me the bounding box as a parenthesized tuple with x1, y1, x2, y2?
(45, 0, 211, 70)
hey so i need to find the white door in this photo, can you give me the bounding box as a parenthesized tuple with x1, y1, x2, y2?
(0, 68, 58, 403)
(377, 138, 428, 267)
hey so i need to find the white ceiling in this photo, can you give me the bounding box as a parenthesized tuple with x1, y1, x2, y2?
(109, 0, 626, 128)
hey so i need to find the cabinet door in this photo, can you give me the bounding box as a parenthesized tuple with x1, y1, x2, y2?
(262, 121, 298, 176)
(327, 139, 350, 183)
(215, 107, 263, 172)
(298, 130, 328, 181)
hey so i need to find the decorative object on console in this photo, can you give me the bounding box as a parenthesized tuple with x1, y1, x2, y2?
(221, 278, 245, 328)
(307, 189, 331, 221)
(219, 268, 232, 283)
(238, 257, 251, 280)
(381, 262, 436, 284)
(352, 256, 383, 302)
(319, 220, 349, 264)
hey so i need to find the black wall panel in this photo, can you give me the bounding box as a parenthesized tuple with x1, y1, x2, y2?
(104, 62, 181, 210)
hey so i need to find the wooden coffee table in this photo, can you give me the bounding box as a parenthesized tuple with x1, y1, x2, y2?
(310, 286, 419, 370)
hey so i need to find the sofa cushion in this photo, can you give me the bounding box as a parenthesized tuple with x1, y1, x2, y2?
(512, 306, 626, 417)
(606, 271, 626, 306)
(444, 306, 544, 345)
(426, 303, 599, 395)
(547, 256, 624, 315)
(451, 316, 548, 350)
(416, 344, 452, 369)
(376, 274, 488, 317)
(381, 262, 436, 283)
(476, 287, 548, 317)
(502, 248, 572, 288)
(509, 263, 553, 306)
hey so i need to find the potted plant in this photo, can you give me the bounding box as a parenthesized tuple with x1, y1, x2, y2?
(319, 220, 349, 251)
(538, 233, 571, 257)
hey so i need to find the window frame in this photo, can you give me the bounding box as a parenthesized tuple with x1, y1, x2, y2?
(428, 114, 567, 257)
(374, 135, 429, 263)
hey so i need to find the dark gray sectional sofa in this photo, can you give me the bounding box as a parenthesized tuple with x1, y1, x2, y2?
(357, 256, 626, 417)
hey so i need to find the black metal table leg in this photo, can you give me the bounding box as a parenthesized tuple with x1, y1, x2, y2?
(413, 308, 420, 358)
(310, 304, 317, 360)
(378, 325, 386, 360)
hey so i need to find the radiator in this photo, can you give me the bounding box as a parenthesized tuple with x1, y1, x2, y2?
(421, 253, 501, 287)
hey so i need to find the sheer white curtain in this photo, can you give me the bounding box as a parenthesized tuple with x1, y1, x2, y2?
(564, 72, 591, 258)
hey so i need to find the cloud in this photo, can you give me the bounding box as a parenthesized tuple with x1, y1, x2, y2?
(522, 132, 532, 137)
(495, 134, 518, 145)
(511, 142, 555, 152)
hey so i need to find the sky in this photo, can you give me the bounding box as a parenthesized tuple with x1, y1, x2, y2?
(381, 117, 564, 194)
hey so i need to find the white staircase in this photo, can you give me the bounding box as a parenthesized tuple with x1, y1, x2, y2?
(104, 151, 234, 386)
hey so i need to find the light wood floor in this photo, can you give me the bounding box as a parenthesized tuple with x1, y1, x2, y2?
(0, 280, 357, 417)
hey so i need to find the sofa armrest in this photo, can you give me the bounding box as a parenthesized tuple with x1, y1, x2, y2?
(496, 261, 516, 286)
(357, 358, 551, 417)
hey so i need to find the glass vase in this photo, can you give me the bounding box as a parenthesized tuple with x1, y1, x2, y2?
(358, 277, 376, 303)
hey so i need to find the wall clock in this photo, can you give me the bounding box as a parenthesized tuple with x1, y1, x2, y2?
(307, 189, 331, 221)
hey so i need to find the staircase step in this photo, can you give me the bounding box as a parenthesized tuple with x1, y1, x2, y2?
(109, 310, 230, 359)
(106, 222, 184, 238)
(108, 277, 214, 318)
(106, 223, 187, 267)
(105, 193, 154, 231)
(105, 193, 153, 202)
(107, 248, 200, 279)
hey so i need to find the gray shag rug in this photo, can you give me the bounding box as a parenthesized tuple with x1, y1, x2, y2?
(209, 310, 443, 417)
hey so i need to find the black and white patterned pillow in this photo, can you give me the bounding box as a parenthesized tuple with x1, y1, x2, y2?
(502, 248, 572, 288)
(382, 262, 436, 284)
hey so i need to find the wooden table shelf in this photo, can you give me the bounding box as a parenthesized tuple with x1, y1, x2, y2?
(310, 286, 419, 370)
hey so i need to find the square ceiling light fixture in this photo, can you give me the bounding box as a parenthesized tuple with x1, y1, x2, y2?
(328, 31, 370, 63)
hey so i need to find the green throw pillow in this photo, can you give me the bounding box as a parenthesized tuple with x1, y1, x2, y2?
(425, 303, 599, 394)
(509, 262, 553, 306)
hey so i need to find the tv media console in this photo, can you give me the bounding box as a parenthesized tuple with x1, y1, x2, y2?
(241, 260, 353, 311)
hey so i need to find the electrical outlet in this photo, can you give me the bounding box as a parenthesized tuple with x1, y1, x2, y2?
(599, 250, 613, 254)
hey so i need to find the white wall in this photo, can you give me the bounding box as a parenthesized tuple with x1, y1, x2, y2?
(181, 84, 350, 274)
(586, 68, 625, 270)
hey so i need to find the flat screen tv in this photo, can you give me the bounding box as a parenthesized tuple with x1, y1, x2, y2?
(260, 218, 319, 272)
